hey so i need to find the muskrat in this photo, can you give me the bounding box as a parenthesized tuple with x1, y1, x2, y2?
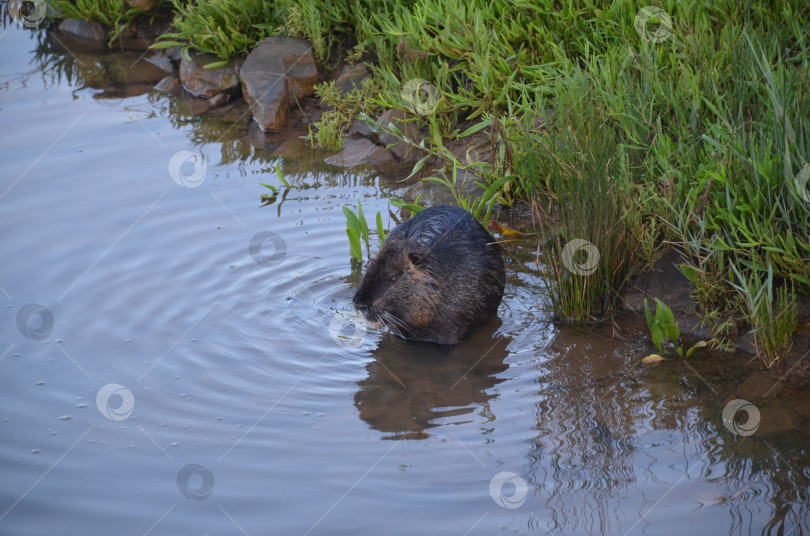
(353, 205, 505, 344)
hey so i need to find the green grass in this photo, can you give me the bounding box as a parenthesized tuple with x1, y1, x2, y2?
(48, 0, 169, 44)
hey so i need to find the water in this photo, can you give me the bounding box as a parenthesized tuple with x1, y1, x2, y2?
(1, 23, 809, 536)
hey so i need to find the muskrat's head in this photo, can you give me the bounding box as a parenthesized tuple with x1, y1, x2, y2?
(352, 236, 439, 339)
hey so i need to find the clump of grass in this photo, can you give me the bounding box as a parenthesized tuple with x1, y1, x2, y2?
(154, 0, 278, 61)
(49, 0, 169, 44)
(731, 263, 799, 367)
(528, 75, 637, 321)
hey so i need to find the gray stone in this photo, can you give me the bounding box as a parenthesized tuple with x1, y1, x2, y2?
(619, 249, 695, 315)
(376, 109, 426, 163)
(325, 138, 396, 167)
(240, 36, 318, 132)
(154, 76, 181, 95)
(125, 0, 159, 11)
(58, 19, 107, 46)
(348, 118, 373, 137)
(333, 62, 369, 94)
(179, 51, 243, 99)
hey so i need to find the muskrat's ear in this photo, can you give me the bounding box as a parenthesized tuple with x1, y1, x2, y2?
(407, 252, 424, 267)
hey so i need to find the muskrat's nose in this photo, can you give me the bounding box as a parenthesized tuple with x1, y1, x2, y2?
(352, 292, 368, 313)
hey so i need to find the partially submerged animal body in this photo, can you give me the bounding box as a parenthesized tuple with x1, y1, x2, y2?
(353, 205, 505, 345)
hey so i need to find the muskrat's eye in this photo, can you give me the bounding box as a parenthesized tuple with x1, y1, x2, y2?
(390, 276, 397, 283)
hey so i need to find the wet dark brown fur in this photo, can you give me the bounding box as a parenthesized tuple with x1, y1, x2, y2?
(353, 205, 505, 344)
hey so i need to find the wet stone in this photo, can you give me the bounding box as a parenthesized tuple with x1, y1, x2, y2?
(154, 76, 181, 95)
(324, 138, 396, 167)
(240, 36, 318, 131)
(180, 51, 243, 99)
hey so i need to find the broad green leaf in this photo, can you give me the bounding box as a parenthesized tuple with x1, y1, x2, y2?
(346, 228, 362, 261)
(651, 325, 663, 351)
(357, 200, 369, 245)
(376, 211, 385, 247)
(665, 324, 680, 343)
(342, 207, 361, 235)
(643, 299, 654, 331)
(259, 182, 277, 193)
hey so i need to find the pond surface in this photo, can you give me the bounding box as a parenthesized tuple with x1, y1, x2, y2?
(1, 24, 809, 536)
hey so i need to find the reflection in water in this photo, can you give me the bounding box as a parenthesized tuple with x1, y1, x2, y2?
(355, 321, 510, 440)
(529, 322, 810, 535)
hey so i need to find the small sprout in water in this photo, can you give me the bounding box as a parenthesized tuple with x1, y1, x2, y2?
(260, 182, 278, 193)
(276, 162, 290, 187)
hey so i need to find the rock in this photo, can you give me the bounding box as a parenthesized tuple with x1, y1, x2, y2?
(58, 19, 108, 48)
(179, 51, 243, 99)
(154, 76, 181, 95)
(125, 0, 159, 11)
(144, 53, 175, 74)
(107, 52, 172, 85)
(619, 249, 695, 315)
(347, 118, 373, 137)
(208, 93, 231, 108)
(112, 14, 173, 50)
(376, 109, 426, 163)
(240, 36, 318, 131)
(324, 138, 396, 167)
(333, 62, 369, 94)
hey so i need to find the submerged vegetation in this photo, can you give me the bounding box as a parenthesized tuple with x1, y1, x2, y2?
(46, 0, 809, 366)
